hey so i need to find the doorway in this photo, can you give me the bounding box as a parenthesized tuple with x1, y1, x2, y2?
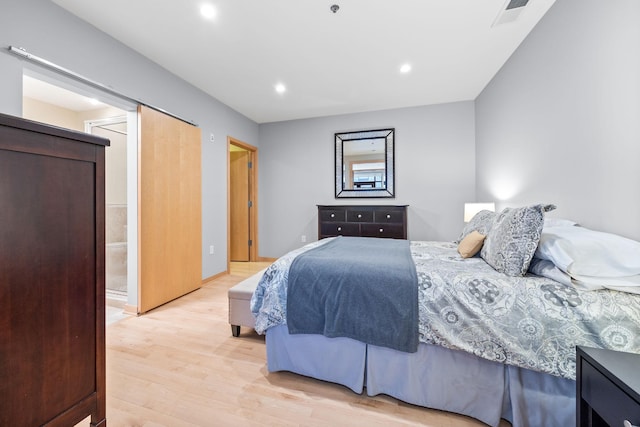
(86, 117, 128, 299)
(228, 137, 258, 267)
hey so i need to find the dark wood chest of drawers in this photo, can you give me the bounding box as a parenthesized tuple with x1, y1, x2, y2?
(0, 113, 108, 426)
(577, 346, 640, 427)
(317, 205, 408, 240)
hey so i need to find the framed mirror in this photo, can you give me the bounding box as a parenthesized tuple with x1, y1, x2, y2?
(335, 128, 395, 198)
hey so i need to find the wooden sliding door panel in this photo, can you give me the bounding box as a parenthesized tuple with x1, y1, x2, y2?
(138, 105, 201, 313)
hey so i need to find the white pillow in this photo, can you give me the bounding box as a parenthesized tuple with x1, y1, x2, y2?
(535, 225, 640, 277)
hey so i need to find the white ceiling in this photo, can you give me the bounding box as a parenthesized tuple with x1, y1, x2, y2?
(49, 0, 557, 123)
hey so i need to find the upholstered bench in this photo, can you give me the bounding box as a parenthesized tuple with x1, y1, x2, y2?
(228, 268, 267, 337)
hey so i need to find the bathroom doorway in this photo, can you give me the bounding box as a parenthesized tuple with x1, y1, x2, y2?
(86, 117, 128, 299)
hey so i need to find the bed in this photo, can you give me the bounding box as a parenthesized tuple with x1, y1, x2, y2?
(250, 204, 640, 427)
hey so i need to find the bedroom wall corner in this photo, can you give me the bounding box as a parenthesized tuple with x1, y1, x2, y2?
(475, 0, 640, 240)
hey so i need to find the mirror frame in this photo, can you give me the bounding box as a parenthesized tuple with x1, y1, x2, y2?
(335, 128, 395, 198)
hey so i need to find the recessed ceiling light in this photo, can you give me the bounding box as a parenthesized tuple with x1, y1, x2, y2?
(87, 98, 101, 106)
(275, 83, 286, 94)
(400, 63, 412, 74)
(200, 4, 216, 20)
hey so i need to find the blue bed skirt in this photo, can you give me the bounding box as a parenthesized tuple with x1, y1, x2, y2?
(266, 325, 366, 393)
(266, 325, 575, 427)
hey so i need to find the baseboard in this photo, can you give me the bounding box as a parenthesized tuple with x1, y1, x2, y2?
(123, 304, 138, 315)
(202, 270, 228, 285)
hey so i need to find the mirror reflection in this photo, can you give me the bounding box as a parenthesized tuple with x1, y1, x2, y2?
(335, 128, 395, 198)
(344, 138, 385, 189)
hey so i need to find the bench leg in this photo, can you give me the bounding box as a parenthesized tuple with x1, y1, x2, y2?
(231, 325, 241, 337)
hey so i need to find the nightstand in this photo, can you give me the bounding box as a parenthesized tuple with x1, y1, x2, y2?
(577, 346, 640, 427)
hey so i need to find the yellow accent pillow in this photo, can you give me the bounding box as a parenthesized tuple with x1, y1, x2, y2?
(457, 230, 486, 258)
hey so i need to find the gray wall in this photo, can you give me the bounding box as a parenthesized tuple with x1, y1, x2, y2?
(258, 102, 476, 257)
(0, 0, 259, 278)
(476, 0, 640, 240)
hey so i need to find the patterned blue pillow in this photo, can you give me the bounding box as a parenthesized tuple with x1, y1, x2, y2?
(456, 210, 496, 243)
(481, 204, 556, 276)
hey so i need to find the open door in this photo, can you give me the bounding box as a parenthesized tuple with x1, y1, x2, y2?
(227, 137, 258, 268)
(230, 149, 251, 261)
(138, 105, 202, 313)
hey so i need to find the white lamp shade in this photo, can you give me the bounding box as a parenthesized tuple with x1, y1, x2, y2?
(464, 202, 496, 222)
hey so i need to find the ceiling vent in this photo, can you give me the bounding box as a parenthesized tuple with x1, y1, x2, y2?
(492, 0, 530, 26)
(506, 0, 530, 10)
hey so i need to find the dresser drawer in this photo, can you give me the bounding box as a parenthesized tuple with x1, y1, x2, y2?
(347, 209, 374, 223)
(361, 223, 404, 239)
(319, 208, 346, 222)
(581, 359, 640, 426)
(374, 208, 404, 223)
(320, 222, 359, 237)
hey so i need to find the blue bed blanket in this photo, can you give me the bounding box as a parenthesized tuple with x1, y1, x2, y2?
(286, 236, 419, 353)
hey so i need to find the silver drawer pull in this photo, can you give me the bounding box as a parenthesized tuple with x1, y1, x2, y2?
(330, 213, 335, 218)
(386, 214, 391, 219)
(624, 421, 639, 427)
(379, 228, 384, 232)
(357, 214, 362, 218)
(337, 227, 342, 231)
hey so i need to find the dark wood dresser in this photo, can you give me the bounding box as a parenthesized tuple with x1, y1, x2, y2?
(317, 205, 408, 240)
(0, 113, 109, 426)
(577, 346, 640, 427)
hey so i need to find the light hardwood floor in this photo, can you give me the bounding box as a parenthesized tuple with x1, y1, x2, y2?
(77, 262, 510, 426)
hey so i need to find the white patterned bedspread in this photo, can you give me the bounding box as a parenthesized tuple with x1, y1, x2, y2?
(251, 239, 640, 380)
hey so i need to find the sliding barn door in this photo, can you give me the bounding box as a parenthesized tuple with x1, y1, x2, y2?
(138, 105, 202, 313)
